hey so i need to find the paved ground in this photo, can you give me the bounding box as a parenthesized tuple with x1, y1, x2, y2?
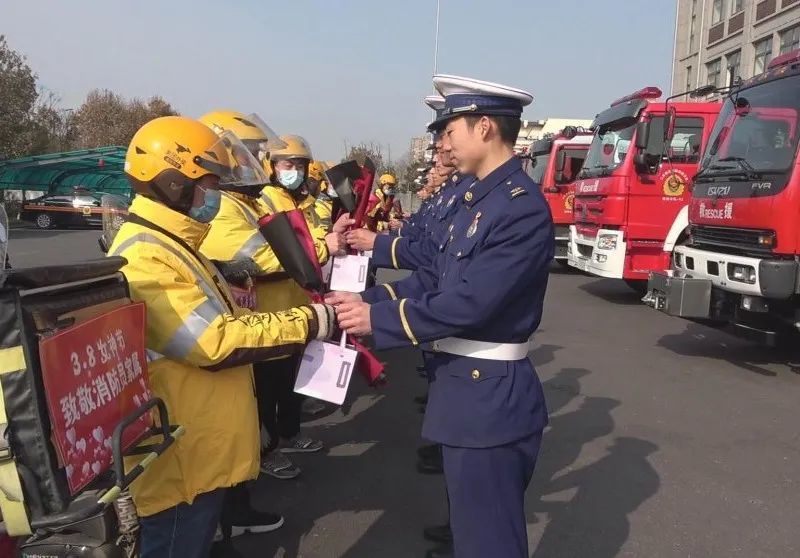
(8, 229, 800, 557)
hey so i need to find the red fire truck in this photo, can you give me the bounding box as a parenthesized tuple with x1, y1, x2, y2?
(647, 51, 800, 346)
(524, 127, 593, 263)
(567, 87, 721, 292)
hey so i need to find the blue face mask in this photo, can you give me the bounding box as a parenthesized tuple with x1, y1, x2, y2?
(189, 188, 221, 223)
(384, 188, 396, 196)
(277, 169, 305, 191)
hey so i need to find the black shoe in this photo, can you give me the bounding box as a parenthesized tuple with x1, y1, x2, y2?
(423, 524, 452, 544)
(413, 394, 429, 405)
(229, 510, 285, 537)
(417, 456, 443, 475)
(425, 542, 454, 558)
(416, 443, 441, 460)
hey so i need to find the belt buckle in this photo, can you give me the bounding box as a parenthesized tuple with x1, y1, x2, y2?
(431, 340, 441, 353)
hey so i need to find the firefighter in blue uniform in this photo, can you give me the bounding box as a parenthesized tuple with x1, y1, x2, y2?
(328, 75, 553, 558)
(348, 97, 476, 272)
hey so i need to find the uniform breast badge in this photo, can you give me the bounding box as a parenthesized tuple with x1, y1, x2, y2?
(467, 212, 482, 238)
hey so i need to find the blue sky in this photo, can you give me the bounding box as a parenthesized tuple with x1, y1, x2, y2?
(4, 0, 676, 161)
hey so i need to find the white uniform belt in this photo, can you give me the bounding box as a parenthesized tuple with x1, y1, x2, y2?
(428, 337, 532, 361)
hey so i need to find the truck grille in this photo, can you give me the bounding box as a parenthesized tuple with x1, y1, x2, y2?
(691, 225, 773, 253)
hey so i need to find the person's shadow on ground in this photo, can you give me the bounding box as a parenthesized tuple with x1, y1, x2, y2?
(531, 434, 660, 558)
(527, 367, 660, 558)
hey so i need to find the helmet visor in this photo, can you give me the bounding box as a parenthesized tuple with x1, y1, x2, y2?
(241, 113, 287, 155)
(195, 131, 270, 188)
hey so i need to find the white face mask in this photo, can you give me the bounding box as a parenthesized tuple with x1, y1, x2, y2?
(277, 169, 304, 190)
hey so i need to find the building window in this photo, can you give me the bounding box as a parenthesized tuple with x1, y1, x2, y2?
(688, 0, 698, 53)
(754, 37, 773, 74)
(707, 59, 722, 88)
(686, 65, 693, 92)
(712, 0, 725, 24)
(730, 0, 743, 14)
(779, 24, 800, 55)
(726, 50, 741, 86)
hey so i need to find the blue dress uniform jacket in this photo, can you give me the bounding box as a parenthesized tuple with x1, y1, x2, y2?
(372, 173, 474, 271)
(363, 157, 552, 448)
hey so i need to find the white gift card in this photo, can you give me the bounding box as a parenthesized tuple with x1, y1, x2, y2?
(294, 335, 358, 405)
(329, 254, 370, 293)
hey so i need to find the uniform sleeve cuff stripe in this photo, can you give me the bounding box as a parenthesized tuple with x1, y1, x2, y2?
(399, 299, 419, 346)
(391, 237, 400, 269)
(383, 283, 398, 301)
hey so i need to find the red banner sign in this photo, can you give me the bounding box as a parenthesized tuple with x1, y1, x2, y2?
(39, 303, 152, 494)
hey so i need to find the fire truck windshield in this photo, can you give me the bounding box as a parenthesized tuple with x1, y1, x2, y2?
(580, 122, 635, 178)
(526, 151, 550, 184)
(698, 74, 800, 181)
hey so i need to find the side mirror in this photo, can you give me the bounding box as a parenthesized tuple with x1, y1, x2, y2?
(635, 120, 650, 150)
(634, 153, 649, 173)
(664, 106, 677, 142)
(555, 150, 567, 172)
(634, 152, 660, 175)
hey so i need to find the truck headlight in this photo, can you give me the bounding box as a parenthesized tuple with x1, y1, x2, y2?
(728, 263, 756, 284)
(597, 234, 618, 251)
(757, 232, 776, 248)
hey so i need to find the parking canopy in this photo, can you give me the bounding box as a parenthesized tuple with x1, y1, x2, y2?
(0, 146, 129, 196)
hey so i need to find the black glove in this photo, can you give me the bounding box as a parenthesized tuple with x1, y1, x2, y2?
(212, 258, 261, 288)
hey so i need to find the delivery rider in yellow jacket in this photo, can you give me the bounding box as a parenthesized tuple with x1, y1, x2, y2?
(367, 173, 403, 232)
(308, 160, 333, 231)
(194, 110, 296, 539)
(107, 116, 336, 558)
(202, 129, 350, 479)
(301, 159, 335, 419)
(244, 135, 350, 478)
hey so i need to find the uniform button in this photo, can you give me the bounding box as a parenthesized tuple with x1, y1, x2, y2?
(456, 251, 462, 257)
(471, 369, 481, 380)
(465, 192, 473, 202)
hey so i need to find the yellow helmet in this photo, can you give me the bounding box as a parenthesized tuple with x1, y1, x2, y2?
(308, 160, 326, 182)
(270, 135, 313, 161)
(379, 173, 397, 187)
(198, 110, 286, 155)
(126, 116, 229, 210)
